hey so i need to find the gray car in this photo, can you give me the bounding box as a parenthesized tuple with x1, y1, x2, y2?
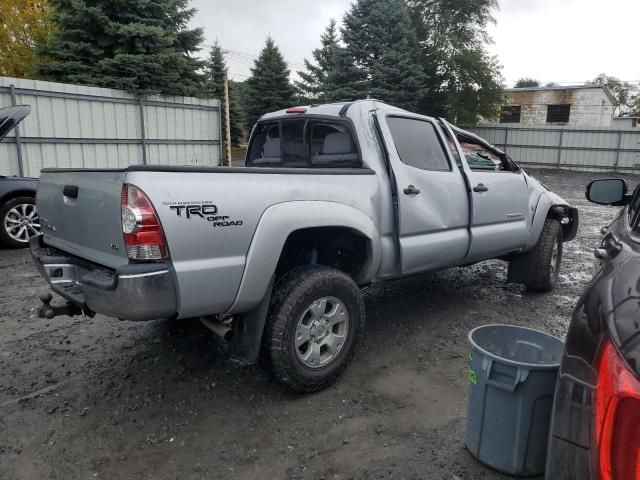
(31, 100, 578, 392)
(0, 105, 40, 248)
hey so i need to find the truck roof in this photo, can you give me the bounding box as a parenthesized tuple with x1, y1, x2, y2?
(259, 100, 504, 156)
(259, 99, 410, 121)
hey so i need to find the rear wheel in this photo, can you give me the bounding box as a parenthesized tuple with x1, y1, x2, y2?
(525, 218, 563, 292)
(262, 265, 365, 393)
(0, 196, 41, 248)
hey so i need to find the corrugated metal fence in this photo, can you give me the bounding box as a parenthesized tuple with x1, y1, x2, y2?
(465, 124, 640, 174)
(0, 76, 221, 177)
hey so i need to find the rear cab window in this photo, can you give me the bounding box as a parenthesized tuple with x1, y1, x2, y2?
(246, 118, 361, 168)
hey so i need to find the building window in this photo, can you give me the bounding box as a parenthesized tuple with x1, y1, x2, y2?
(547, 104, 571, 123)
(500, 106, 521, 123)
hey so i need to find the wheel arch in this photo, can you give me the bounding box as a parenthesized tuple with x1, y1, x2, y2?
(227, 201, 380, 315)
(0, 189, 36, 206)
(525, 192, 578, 250)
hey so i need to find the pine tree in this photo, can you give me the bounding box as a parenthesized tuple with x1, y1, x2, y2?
(203, 41, 244, 147)
(324, 0, 426, 111)
(37, 0, 205, 96)
(244, 36, 295, 128)
(203, 41, 226, 99)
(407, 0, 504, 123)
(295, 19, 340, 102)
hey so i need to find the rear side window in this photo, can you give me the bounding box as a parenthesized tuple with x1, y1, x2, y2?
(246, 119, 360, 168)
(247, 122, 281, 166)
(386, 117, 450, 171)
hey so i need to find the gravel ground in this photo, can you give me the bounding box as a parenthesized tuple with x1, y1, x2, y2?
(0, 168, 637, 480)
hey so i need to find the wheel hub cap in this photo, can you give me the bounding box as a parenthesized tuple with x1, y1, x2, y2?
(295, 296, 349, 369)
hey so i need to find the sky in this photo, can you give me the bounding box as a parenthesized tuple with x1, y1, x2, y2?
(190, 0, 640, 87)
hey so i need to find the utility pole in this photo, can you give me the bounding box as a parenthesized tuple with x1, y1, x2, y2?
(223, 70, 232, 166)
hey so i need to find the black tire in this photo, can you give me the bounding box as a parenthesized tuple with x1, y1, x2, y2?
(0, 196, 39, 248)
(262, 265, 365, 393)
(525, 218, 563, 292)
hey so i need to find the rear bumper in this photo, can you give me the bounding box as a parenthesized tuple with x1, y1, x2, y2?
(30, 235, 177, 321)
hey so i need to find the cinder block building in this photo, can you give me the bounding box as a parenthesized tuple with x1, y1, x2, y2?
(498, 85, 617, 127)
(612, 116, 640, 129)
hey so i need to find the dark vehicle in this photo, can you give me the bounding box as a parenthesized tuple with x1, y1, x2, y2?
(546, 178, 640, 480)
(0, 105, 39, 248)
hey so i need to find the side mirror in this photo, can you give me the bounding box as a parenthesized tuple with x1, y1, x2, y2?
(586, 178, 629, 206)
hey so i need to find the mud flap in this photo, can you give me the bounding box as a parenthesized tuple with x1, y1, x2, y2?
(230, 275, 275, 363)
(507, 246, 538, 284)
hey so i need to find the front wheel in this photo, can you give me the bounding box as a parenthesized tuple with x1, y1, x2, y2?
(525, 218, 563, 292)
(0, 196, 41, 248)
(262, 265, 365, 393)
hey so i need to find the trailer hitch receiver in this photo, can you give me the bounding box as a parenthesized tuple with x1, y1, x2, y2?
(38, 292, 84, 319)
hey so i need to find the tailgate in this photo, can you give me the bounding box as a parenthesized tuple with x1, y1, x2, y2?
(37, 170, 129, 268)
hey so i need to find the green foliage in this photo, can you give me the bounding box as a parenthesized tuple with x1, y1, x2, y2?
(203, 40, 226, 99)
(295, 19, 340, 103)
(591, 74, 639, 116)
(407, 0, 504, 123)
(0, 0, 53, 78)
(324, 0, 426, 111)
(203, 41, 244, 146)
(515, 78, 541, 88)
(37, 0, 205, 96)
(244, 36, 295, 128)
(230, 79, 249, 124)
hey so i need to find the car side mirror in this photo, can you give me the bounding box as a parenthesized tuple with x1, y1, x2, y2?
(586, 178, 629, 206)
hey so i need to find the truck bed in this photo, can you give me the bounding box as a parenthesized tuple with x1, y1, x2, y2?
(37, 165, 382, 317)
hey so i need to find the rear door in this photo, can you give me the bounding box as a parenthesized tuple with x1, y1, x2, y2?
(441, 121, 529, 261)
(37, 170, 129, 267)
(377, 113, 470, 274)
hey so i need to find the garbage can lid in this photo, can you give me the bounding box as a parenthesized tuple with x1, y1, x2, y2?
(469, 324, 564, 369)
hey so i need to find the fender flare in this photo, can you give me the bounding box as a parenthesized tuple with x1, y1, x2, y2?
(525, 191, 578, 250)
(227, 201, 381, 314)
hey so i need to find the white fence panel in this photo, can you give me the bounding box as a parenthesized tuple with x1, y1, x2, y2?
(466, 123, 640, 173)
(0, 76, 221, 177)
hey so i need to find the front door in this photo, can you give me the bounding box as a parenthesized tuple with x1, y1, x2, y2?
(441, 121, 529, 261)
(377, 113, 470, 274)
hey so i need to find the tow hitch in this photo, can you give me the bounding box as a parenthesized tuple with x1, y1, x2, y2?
(38, 292, 86, 319)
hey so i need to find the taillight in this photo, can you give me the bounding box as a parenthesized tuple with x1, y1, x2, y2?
(121, 184, 168, 261)
(594, 337, 640, 480)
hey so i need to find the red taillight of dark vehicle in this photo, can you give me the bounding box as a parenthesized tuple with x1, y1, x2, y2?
(120, 184, 168, 261)
(594, 338, 640, 480)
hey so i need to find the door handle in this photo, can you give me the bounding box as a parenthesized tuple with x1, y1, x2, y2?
(63, 185, 79, 198)
(403, 185, 421, 196)
(473, 183, 489, 193)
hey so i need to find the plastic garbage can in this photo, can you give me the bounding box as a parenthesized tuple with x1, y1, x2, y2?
(465, 324, 564, 476)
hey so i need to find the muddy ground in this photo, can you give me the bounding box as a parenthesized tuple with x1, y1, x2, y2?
(0, 169, 637, 480)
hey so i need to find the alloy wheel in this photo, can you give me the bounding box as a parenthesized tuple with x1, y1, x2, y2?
(4, 203, 41, 244)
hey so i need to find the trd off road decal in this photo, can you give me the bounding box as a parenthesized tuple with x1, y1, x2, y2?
(163, 201, 243, 228)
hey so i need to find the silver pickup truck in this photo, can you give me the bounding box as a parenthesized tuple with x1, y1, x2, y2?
(31, 100, 578, 392)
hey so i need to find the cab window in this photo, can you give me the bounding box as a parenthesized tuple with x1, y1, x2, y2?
(452, 130, 516, 172)
(246, 119, 361, 168)
(386, 117, 451, 171)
